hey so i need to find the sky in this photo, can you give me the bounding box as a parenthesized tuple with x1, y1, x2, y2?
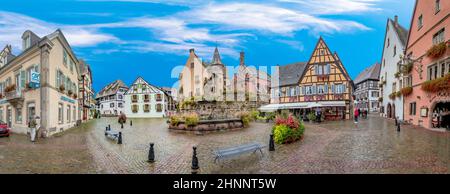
(0, 0, 415, 92)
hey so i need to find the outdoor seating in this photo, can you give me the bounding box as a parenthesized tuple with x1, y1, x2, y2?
(105, 127, 122, 144)
(213, 142, 265, 163)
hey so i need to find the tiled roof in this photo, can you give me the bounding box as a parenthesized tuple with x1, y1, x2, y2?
(277, 62, 307, 87)
(96, 80, 128, 98)
(354, 63, 381, 84)
(390, 18, 409, 46)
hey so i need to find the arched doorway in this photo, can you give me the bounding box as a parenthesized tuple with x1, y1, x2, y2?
(430, 101, 450, 129)
(387, 103, 392, 118)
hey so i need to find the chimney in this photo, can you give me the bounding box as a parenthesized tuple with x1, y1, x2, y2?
(189, 48, 195, 53)
(394, 15, 399, 27)
(239, 51, 245, 66)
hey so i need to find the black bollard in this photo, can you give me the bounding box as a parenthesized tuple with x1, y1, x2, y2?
(121, 122, 124, 129)
(105, 126, 108, 135)
(397, 123, 401, 132)
(394, 117, 398, 126)
(269, 134, 275, 151)
(130, 120, 133, 126)
(118, 132, 122, 144)
(148, 143, 155, 163)
(191, 146, 199, 170)
(108, 124, 111, 131)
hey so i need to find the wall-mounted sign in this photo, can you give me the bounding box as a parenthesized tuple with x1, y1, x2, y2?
(30, 71, 40, 89)
(61, 96, 75, 104)
(420, 108, 428, 117)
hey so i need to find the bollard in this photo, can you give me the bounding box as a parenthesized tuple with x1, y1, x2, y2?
(108, 124, 111, 131)
(118, 132, 122, 144)
(394, 117, 398, 126)
(121, 122, 124, 129)
(191, 146, 199, 170)
(130, 120, 133, 126)
(105, 126, 108, 135)
(148, 143, 155, 163)
(269, 134, 275, 151)
(397, 123, 401, 132)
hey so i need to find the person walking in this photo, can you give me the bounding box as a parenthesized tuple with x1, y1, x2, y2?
(354, 108, 359, 124)
(28, 116, 38, 142)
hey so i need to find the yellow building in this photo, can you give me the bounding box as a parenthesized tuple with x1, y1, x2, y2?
(0, 29, 82, 137)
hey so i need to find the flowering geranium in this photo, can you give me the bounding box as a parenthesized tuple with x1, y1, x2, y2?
(275, 114, 300, 131)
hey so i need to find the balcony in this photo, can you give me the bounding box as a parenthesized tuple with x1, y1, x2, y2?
(5, 90, 24, 106)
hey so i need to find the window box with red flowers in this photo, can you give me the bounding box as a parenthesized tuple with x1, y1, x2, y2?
(421, 73, 450, 93)
(400, 86, 413, 96)
(426, 42, 448, 59)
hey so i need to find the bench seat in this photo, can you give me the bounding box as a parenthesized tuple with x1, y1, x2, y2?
(213, 142, 265, 163)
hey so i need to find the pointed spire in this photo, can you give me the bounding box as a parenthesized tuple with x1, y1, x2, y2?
(212, 46, 222, 65)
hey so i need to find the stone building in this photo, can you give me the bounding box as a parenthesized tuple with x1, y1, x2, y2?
(402, 0, 450, 130)
(0, 29, 82, 136)
(95, 80, 128, 116)
(379, 16, 409, 120)
(354, 63, 381, 113)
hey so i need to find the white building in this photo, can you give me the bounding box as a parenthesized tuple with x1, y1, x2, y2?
(95, 80, 128, 116)
(124, 77, 174, 118)
(379, 16, 409, 120)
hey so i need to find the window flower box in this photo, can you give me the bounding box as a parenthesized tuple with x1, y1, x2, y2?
(378, 97, 383, 102)
(389, 93, 396, 100)
(59, 84, 65, 92)
(394, 72, 401, 78)
(426, 42, 447, 59)
(395, 91, 402, 97)
(421, 73, 450, 93)
(400, 86, 413, 96)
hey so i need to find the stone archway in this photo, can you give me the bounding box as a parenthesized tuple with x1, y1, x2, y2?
(387, 103, 392, 118)
(429, 99, 450, 129)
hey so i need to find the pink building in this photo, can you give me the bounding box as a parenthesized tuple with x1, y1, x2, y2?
(403, 0, 449, 130)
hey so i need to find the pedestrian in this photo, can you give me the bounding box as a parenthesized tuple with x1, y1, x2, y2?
(28, 116, 38, 142)
(354, 108, 359, 124)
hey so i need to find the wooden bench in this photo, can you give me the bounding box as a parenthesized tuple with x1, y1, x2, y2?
(105, 127, 122, 144)
(213, 142, 265, 163)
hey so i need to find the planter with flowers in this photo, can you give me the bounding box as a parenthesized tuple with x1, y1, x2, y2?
(421, 73, 450, 93)
(400, 87, 413, 96)
(389, 93, 396, 100)
(426, 42, 448, 59)
(59, 84, 65, 93)
(272, 114, 305, 144)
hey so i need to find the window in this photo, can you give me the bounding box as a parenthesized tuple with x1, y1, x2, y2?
(132, 104, 138, 113)
(427, 64, 439, 80)
(118, 94, 123, 99)
(118, 103, 123, 108)
(305, 86, 314, 95)
(15, 107, 22, 124)
(156, 104, 162, 112)
(410, 102, 416, 115)
(393, 82, 397, 92)
(418, 15, 423, 30)
(393, 45, 397, 56)
(435, 0, 441, 14)
(67, 105, 71, 123)
(132, 95, 138, 103)
(317, 85, 325, 94)
(63, 50, 68, 66)
(432, 28, 445, 45)
(110, 103, 114, 108)
(144, 94, 150, 102)
(387, 38, 390, 48)
(156, 94, 162, 101)
(144, 104, 150, 113)
(441, 62, 446, 78)
(73, 106, 76, 122)
(335, 84, 346, 94)
(23, 35, 31, 50)
(69, 60, 74, 73)
(190, 62, 194, 68)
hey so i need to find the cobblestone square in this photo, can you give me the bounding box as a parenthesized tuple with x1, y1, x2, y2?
(0, 115, 449, 174)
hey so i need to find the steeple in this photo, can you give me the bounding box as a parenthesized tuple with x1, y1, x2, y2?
(211, 46, 222, 65)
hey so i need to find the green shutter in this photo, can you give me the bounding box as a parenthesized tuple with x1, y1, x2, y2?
(20, 70, 26, 89)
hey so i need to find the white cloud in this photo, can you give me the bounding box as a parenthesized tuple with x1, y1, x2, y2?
(0, 11, 117, 51)
(278, 0, 382, 15)
(181, 2, 371, 36)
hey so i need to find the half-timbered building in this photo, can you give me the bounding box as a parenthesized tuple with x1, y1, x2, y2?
(124, 77, 175, 118)
(262, 37, 354, 120)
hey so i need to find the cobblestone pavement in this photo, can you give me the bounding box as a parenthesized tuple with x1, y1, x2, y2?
(1, 115, 449, 174)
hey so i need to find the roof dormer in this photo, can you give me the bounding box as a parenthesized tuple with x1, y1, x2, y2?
(21, 30, 40, 51)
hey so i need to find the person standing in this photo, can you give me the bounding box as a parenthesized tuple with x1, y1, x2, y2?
(28, 116, 38, 142)
(354, 108, 359, 124)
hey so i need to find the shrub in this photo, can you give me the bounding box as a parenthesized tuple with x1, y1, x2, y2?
(426, 42, 447, 59)
(265, 112, 276, 121)
(400, 87, 413, 96)
(237, 112, 251, 127)
(184, 113, 199, 126)
(396, 91, 402, 97)
(307, 112, 316, 121)
(272, 114, 305, 144)
(169, 115, 181, 126)
(250, 110, 260, 121)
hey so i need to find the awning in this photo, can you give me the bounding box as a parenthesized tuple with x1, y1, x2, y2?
(259, 101, 346, 112)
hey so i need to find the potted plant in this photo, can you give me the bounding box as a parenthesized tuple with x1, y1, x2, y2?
(389, 93, 396, 100)
(378, 97, 383, 102)
(307, 112, 316, 123)
(394, 72, 401, 78)
(68, 90, 73, 96)
(59, 84, 65, 92)
(73, 93, 78, 99)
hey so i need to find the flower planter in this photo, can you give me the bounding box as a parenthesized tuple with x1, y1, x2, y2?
(426, 42, 447, 59)
(421, 73, 450, 92)
(400, 87, 413, 96)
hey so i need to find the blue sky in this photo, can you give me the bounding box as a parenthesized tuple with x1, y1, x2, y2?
(0, 0, 415, 92)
